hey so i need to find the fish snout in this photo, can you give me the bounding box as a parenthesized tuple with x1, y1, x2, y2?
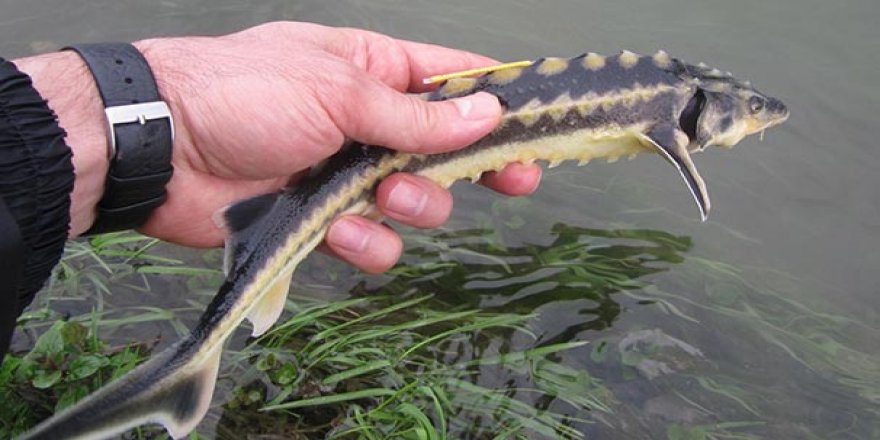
(766, 96, 789, 124)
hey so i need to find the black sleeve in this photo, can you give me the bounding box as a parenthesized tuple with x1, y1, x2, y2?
(0, 57, 75, 363)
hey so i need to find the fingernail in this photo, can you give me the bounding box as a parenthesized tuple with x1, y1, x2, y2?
(327, 217, 370, 253)
(385, 178, 428, 218)
(453, 92, 499, 120)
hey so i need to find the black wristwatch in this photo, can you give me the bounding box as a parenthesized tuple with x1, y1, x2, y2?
(66, 43, 174, 234)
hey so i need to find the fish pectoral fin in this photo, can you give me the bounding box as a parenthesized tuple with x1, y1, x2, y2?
(20, 340, 224, 440)
(215, 192, 280, 275)
(638, 124, 711, 221)
(246, 266, 294, 336)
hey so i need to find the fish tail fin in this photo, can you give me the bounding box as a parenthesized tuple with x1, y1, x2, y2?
(21, 339, 222, 440)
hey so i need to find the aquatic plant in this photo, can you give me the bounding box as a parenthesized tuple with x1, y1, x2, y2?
(3, 193, 878, 439)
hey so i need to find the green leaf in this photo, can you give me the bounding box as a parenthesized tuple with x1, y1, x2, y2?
(262, 388, 397, 411)
(321, 360, 391, 386)
(136, 266, 221, 276)
(255, 353, 277, 371)
(28, 321, 65, 359)
(32, 369, 62, 389)
(397, 403, 437, 440)
(69, 354, 109, 380)
(275, 362, 298, 386)
(0, 355, 21, 383)
(108, 348, 144, 380)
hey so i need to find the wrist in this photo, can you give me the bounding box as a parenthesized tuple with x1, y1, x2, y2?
(13, 51, 108, 237)
(132, 38, 204, 188)
(133, 38, 193, 155)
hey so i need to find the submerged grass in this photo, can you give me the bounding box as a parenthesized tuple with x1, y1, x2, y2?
(0, 231, 206, 438)
(256, 314, 604, 439)
(4, 227, 639, 439)
(1, 192, 878, 439)
(654, 256, 880, 412)
(227, 288, 614, 439)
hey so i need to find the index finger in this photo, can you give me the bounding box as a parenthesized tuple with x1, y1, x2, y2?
(396, 40, 500, 92)
(327, 27, 499, 92)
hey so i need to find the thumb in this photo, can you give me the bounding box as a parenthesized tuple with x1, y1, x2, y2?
(325, 77, 502, 153)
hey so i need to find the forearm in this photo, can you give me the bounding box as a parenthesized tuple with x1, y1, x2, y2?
(12, 51, 108, 237)
(7, 23, 536, 276)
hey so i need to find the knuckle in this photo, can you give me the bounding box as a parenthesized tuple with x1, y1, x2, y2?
(405, 100, 441, 145)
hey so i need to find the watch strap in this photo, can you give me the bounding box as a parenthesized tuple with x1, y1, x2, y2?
(66, 43, 174, 234)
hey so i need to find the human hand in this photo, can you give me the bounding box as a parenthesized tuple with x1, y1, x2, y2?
(19, 22, 542, 273)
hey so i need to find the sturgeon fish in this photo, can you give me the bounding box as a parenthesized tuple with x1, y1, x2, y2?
(21, 50, 788, 439)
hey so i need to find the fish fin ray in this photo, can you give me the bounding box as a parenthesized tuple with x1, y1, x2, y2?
(246, 266, 294, 336)
(639, 124, 711, 221)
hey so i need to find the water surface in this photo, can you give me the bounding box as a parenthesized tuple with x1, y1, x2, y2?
(2, 0, 878, 438)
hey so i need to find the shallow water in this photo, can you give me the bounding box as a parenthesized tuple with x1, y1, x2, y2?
(2, 0, 878, 438)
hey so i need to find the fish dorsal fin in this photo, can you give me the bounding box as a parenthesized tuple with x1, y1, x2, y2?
(214, 192, 280, 276)
(246, 266, 294, 336)
(638, 124, 711, 221)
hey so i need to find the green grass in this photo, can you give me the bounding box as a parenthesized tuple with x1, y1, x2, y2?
(3, 227, 639, 439)
(2, 195, 879, 439)
(242, 292, 611, 439)
(0, 319, 149, 436)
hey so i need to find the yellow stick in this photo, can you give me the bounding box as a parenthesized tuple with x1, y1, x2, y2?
(422, 60, 534, 84)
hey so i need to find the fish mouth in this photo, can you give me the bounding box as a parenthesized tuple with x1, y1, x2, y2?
(766, 108, 790, 129)
(746, 110, 789, 136)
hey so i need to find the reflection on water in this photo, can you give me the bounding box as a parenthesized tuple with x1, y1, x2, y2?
(212, 223, 691, 439)
(2, 0, 879, 438)
(370, 225, 691, 343)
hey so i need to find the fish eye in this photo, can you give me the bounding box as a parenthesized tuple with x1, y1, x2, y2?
(748, 96, 765, 114)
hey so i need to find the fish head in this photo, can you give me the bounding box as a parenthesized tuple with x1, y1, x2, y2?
(677, 63, 790, 152)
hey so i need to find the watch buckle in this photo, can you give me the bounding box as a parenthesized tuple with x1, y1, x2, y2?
(104, 101, 174, 158)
